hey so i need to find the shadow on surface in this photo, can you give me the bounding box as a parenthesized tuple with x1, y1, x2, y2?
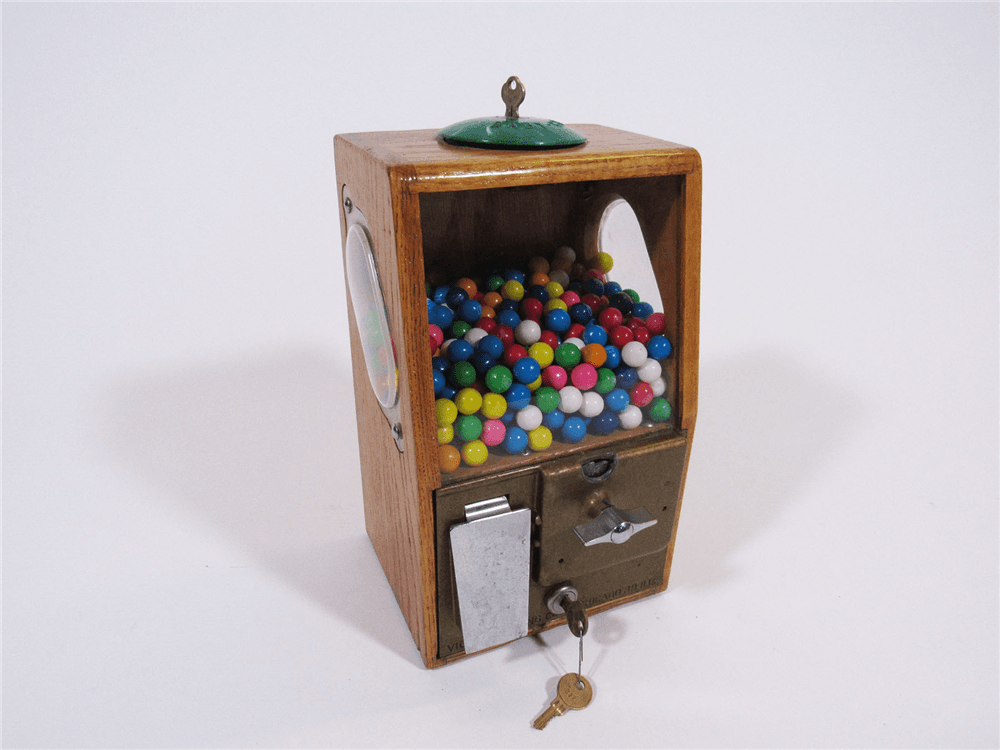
(673, 347, 864, 590)
(98, 347, 421, 667)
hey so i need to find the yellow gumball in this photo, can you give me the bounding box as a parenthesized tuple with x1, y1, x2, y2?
(436, 398, 457, 427)
(501, 280, 525, 302)
(528, 426, 553, 451)
(481, 393, 507, 420)
(544, 281, 565, 300)
(528, 342, 554, 368)
(526, 375, 543, 392)
(438, 424, 454, 444)
(593, 251, 614, 273)
(462, 440, 489, 466)
(543, 299, 568, 314)
(455, 387, 483, 415)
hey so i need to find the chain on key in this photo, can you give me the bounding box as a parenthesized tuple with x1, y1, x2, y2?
(534, 585, 592, 729)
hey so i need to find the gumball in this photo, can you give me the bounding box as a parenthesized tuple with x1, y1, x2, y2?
(554, 245, 576, 263)
(486, 274, 505, 292)
(446, 286, 469, 309)
(481, 419, 506, 447)
(647, 335, 672, 360)
(482, 291, 503, 309)
(545, 308, 571, 334)
(627, 316, 647, 333)
(516, 404, 543, 431)
(605, 388, 630, 413)
(501, 280, 525, 301)
(532, 386, 559, 414)
(592, 251, 614, 273)
(592, 409, 618, 435)
(455, 414, 483, 442)
(515, 319, 542, 346)
(476, 316, 497, 332)
(440, 386, 457, 400)
(595, 367, 617, 394)
(449, 361, 477, 388)
(478, 334, 504, 359)
(581, 324, 608, 346)
(581, 293, 602, 313)
(455, 387, 483, 415)
(433, 285, 450, 304)
(632, 301, 654, 319)
(526, 375, 543, 392)
(543, 409, 566, 429)
(623, 289, 640, 304)
(484, 364, 513, 394)
(432, 356, 450, 372)
(561, 291, 581, 308)
(619, 404, 643, 430)
(506, 383, 531, 410)
(615, 365, 639, 390)
(448, 339, 474, 363)
(544, 281, 565, 300)
(504, 426, 529, 453)
(503, 344, 528, 368)
(610, 325, 634, 348)
(541, 364, 568, 390)
(464, 327, 488, 347)
(429, 304, 454, 328)
(561, 416, 587, 444)
(520, 297, 544, 321)
(526, 342, 553, 369)
(528, 425, 553, 451)
(631, 382, 654, 407)
(603, 281, 622, 296)
(580, 391, 605, 418)
(564, 337, 585, 352)
(513, 356, 541, 384)
(603, 344, 621, 369)
(496, 309, 521, 329)
(558, 386, 583, 414)
(570, 263, 588, 281)
(432, 369, 445, 395)
(650, 376, 667, 397)
(551, 256, 572, 274)
(438, 424, 454, 444)
(528, 256, 550, 275)
(436, 398, 458, 427)
(429, 324, 444, 352)
(622, 341, 648, 368)
(571, 363, 599, 391)
(454, 277, 477, 297)
(645, 312, 667, 335)
(598, 307, 623, 330)
(649, 397, 672, 421)
(459, 299, 482, 324)
(462, 440, 489, 466)
(638, 358, 662, 383)
(481, 393, 507, 420)
(581, 343, 607, 368)
(471, 349, 497, 379)
(554, 342, 581, 369)
(582, 278, 604, 297)
(539, 330, 560, 349)
(440, 445, 461, 472)
(633, 327, 651, 345)
(526, 284, 550, 303)
(527, 273, 550, 289)
(450, 320, 471, 339)
(494, 324, 515, 348)
(503, 269, 525, 284)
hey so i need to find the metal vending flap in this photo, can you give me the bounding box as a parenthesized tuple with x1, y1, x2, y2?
(449, 496, 532, 654)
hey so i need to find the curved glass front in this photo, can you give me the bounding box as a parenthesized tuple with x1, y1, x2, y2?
(345, 223, 399, 410)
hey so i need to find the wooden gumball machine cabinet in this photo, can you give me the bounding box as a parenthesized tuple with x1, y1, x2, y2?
(335, 78, 701, 669)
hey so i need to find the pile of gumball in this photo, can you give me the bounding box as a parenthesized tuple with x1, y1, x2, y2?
(428, 247, 673, 471)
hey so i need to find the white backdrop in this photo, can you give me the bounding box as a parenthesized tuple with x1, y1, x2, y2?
(4, 3, 998, 748)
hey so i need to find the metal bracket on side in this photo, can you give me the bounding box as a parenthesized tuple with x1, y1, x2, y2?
(450, 496, 531, 654)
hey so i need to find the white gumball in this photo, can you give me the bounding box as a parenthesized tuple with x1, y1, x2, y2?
(650, 376, 667, 397)
(515, 319, 541, 346)
(516, 404, 543, 431)
(619, 404, 643, 429)
(580, 391, 604, 418)
(464, 327, 488, 346)
(622, 341, 648, 368)
(558, 386, 583, 414)
(638, 358, 662, 383)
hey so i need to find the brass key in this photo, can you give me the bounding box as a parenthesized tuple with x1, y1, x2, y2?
(532, 673, 594, 730)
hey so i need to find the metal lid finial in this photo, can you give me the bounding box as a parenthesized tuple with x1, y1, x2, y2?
(501, 76, 525, 119)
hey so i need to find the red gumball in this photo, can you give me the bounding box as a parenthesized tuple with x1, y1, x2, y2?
(495, 324, 515, 347)
(584, 268, 605, 282)
(633, 327, 652, 344)
(581, 293, 601, 313)
(566, 323, 586, 340)
(429, 324, 444, 352)
(476, 317, 497, 334)
(631, 382, 654, 407)
(561, 291, 581, 307)
(645, 312, 666, 335)
(539, 330, 560, 349)
(627, 317, 648, 332)
(599, 307, 623, 330)
(503, 344, 528, 367)
(541, 365, 568, 390)
(610, 325, 634, 348)
(520, 297, 544, 321)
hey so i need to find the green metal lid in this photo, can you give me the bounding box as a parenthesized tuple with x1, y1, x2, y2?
(438, 77, 587, 150)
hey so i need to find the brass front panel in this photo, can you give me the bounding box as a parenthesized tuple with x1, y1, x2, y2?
(435, 433, 688, 661)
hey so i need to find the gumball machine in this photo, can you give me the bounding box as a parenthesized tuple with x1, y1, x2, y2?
(334, 77, 701, 671)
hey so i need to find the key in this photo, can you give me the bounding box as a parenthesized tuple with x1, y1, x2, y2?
(533, 673, 594, 730)
(565, 599, 588, 681)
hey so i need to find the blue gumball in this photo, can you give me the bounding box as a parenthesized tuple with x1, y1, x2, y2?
(647, 335, 672, 360)
(603, 344, 621, 369)
(561, 416, 587, 443)
(592, 409, 618, 435)
(459, 299, 483, 324)
(504, 426, 529, 453)
(632, 301, 654, 320)
(513, 356, 541, 384)
(506, 383, 531, 410)
(605, 388, 630, 413)
(432, 369, 445, 395)
(447, 339, 474, 363)
(615, 365, 638, 390)
(477, 334, 504, 359)
(582, 323, 608, 346)
(545, 309, 571, 334)
(543, 409, 566, 430)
